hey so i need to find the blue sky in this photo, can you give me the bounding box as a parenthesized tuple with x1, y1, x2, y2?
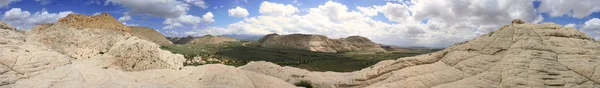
(1, 0, 600, 47)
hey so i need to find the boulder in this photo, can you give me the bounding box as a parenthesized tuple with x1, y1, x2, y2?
(259, 34, 385, 53)
(241, 20, 600, 88)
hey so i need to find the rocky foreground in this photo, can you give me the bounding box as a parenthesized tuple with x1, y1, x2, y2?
(1, 13, 599, 88)
(258, 34, 386, 53)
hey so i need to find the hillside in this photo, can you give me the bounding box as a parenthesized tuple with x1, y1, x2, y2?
(187, 35, 240, 44)
(129, 26, 173, 45)
(259, 34, 386, 53)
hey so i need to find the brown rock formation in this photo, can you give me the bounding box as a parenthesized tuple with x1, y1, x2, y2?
(56, 13, 131, 33)
(25, 13, 184, 71)
(259, 34, 385, 53)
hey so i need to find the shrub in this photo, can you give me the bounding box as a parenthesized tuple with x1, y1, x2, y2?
(294, 80, 313, 88)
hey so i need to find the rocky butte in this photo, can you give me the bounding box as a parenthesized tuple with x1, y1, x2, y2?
(258, 33, 386, 53)
(0, 12, 599, 88)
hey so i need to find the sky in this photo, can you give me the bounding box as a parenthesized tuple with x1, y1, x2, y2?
(1, 0, 600, 47)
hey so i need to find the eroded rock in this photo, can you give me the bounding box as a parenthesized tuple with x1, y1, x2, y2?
(241, 21, 600, 88)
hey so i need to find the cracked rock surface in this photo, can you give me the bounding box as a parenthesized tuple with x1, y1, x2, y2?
(241, 21, 600, 88)
(0, 15, 296, 87)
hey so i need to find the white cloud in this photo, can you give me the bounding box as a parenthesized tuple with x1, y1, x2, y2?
(374, 2, 411, 22)
(180, 0, 598, 47)
(92, 12, 102, 16)
(2, 8, 74, 30)
(35, 0, 51, 5)
(259, 1, 299, 16)
(356, 6, 378, 17)
(228, 6, 249, 17)
(565, 23, 576, 28)
(201, 12, 214, 23)
(183, 0, 208, 9)
(538, 0, 600, 18)
(163, 15, 200, 29)
(118, 15, 131, 22)
(105, 0, 189, 18)
(582, 18, 600, 39)
(162, 12, 213, 29)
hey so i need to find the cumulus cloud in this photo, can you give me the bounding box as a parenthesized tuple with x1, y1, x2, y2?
(2, 8, 73, 30)
(565, 23, 576, 28)
(163, 15, 200, 29)
(259, 1, 299, 16)
(538, 0, 600, 18)
(374, 2, 411, 22)
(105, 0, 189, 18)
(180, 0, 597, 47)
(162, 12, 213, 29)
(582, 18, 600, 39)
(228, 6, 249, 17)
(183, 0, 208, 9)
(201, 12, 214, 23)
(356, 6, 378, 17)
(118, 15, 131, 22)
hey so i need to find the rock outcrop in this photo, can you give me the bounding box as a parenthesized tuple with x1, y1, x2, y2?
(0, 18, 296, 87)
(129, 26, 173, 45)
(241, 20, 600, 88)
(25, 13, 184, 71)
(187, 35, 240, 44)
(259, 34, 385, 53)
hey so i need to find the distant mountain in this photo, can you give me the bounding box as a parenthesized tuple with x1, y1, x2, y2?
(167, 35, 240, 44)
(258, 33, 385, 53)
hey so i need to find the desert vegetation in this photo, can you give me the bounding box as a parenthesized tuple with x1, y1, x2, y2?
(160, 41, 439, 72)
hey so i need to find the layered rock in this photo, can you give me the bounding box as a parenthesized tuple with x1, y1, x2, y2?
(259, 34, 385, 53)
(241, 20, 600, 88)
(129, 26, 173, 45)
(25, 13, 184, 71)
(1, 19, 296, 87)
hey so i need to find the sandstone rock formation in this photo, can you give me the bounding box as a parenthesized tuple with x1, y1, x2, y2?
(187, 35, 240, 44)
(25, 13, 184, 71)
(0, 21, 15, 31)
(241, 20, 600, 88)
(259, 34, 385, 53)
(129, 26, 173, 45)
(0, 17, 296, 87)
(3, 14, 599, 88)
